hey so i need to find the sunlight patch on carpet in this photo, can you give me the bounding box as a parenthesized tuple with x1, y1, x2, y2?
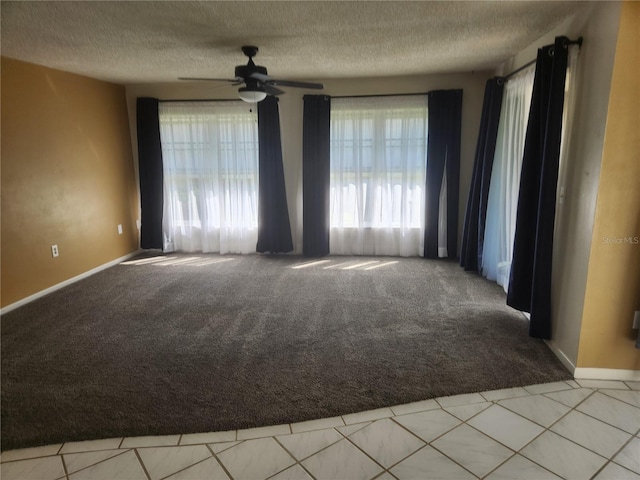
(120, 256, 235, 268)
(291, 260, 332, 269)
(364, 261, 399, 270)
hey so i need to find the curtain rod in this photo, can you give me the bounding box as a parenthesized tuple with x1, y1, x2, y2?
(504, 36, 583, 81)
(331, 92, 428, 99)
(159, 98, 243, 103)
(503, 59, 537, 81)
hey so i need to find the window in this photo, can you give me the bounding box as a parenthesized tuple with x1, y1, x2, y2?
(159, 101, 259, 254)
(330, 95, 428, 256)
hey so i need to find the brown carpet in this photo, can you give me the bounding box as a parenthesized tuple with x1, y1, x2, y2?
(1, 253, 570, 451)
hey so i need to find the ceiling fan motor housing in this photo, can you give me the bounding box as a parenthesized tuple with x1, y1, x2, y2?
(235, 64, 267, 81)
(236, 45, 268, 90)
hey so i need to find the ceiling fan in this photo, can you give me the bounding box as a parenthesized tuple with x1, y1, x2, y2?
(179, 45, 324, 103)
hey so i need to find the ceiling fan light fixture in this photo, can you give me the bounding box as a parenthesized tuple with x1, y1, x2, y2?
(238, 86, 267, 103)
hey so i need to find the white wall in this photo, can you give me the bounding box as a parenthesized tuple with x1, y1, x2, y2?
(498, 2, 622, 369)
(126, 71, 491, 253)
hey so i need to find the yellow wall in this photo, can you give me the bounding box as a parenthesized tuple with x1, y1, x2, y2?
(1, 57, 139, 307)
(577, 2, 640, 369)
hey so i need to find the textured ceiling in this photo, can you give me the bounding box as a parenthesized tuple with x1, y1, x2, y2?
(1, 1, 586, 84)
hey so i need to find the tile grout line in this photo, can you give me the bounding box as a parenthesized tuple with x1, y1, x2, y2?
(156, 454, 215, 480)
(267, 426, 358, 477)
(379, 444, 430, 478)
(571, 391, 640, 436)
(336, 421, 372, 437)
(61, 449, 132, 478)
(595, 462, 640, 480)
(474, 426, 560, 480)
(282, 419, 394, 476)
(522, 380, 576, 396)
(477, 451, 518, 479)
(272, 430, 340, 464)
(381, 443, 431, 478)
(482, 391, 592, 478)
(549, 416, 632, 461)
(424, 441, 483, 479)
(588, 428, 640, 480)
(204, 443, 236, 480)
(391, 406, 490, 477)
(60, 453, 70, 480)
(598, 388, 640, 408)
(387, 416, 481, 479)
(270, 435, 312, 479)
(443, 401, 493, 423)
(515, 387, 640, 478)
(133, 448, 152, 480)
(575, 380, 632, 390)
(495, 390, 585, 430)
(511, 389, 602, 477)
(0, 454, 60, 465)
(340, 430, 396, 477)
(218, 440, 245, 455)
(456, 386, 610, 479)
(463, 418, 529, 453)
(55, 438, 125, 457)
(459, 408, 544, 479)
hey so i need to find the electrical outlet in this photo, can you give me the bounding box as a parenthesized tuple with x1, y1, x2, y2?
(51, 245, 59, 257)
(136, 219, 141, 230)
(117, 224, 123, 235)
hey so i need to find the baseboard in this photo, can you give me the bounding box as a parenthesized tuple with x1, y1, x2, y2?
(1, 250, 141, 316)
(573, 368, 640, 381)
(544, 339, 577, 374)
(544, 340, 640, 381)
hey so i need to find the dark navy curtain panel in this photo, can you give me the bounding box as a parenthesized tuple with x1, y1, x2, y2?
(424, 89, 463, 259)
(507, 36, 569, 339)
(460, 78, 505, 271)
(302, 95, 331, 257)
(136, 97, 164, 249)
(256, 96, 294, 253)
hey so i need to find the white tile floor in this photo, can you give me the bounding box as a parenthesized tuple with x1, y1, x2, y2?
(2, 380, 639, 480)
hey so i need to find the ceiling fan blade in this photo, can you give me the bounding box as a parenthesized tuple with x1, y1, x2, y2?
(262, 84, 285, 96)
(248, 72, 271, 82)
(269, 79, 324, 90)
(248, 72, 323, 90)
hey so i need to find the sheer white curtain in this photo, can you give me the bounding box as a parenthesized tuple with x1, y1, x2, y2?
(438, 169, 448, 258)
(330, 96, 428, 256)
(159, 101, 259, 254)
(482, 65, 535, 290)
(555, 45, 580, 230)
(483, 45, 579, 291)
